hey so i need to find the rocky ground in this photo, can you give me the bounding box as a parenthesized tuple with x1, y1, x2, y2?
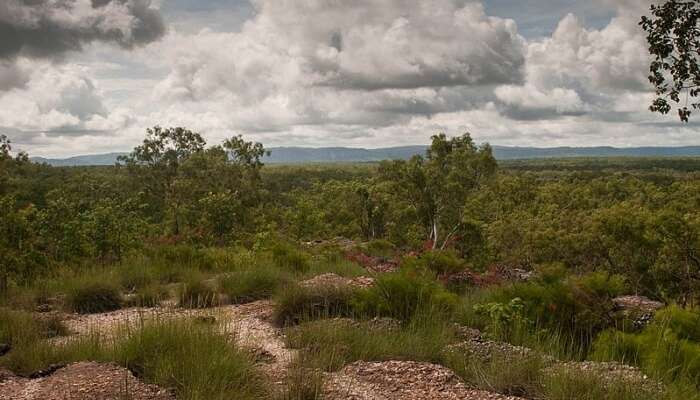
(1, 272, 664, 400)
(323, 361, 524, 400)
(0, 362, 174, 400)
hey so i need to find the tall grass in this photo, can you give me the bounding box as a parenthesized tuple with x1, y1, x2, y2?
(285, 312, 454, 371)
(219, 264, 291, 304)
(2, 318, 268, 400)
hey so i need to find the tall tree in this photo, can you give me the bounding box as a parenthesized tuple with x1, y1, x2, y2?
(119, 126, 207, 232)
(380, 133, 497, 249)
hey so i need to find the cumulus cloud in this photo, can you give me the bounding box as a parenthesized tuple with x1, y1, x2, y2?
(494, 3, 651, 119)
(0, 0, 165, 60)
(151, 0, 525, 136)
(0, 62, 132, 137)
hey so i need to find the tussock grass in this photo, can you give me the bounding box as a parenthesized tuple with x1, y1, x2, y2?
(113, 320, 266, 400)
(219, 264, 291, 304)
(178, 273, 219, 308)
(285, 312, 454, 371)
(66, 277, 122, 314)
(2, 318, 268, 400)
(273, 283, 358, 326)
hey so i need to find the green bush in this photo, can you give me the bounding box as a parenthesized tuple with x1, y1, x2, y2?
(179, 275, 218, 308)
(482, 267, 626, 345)
(271, 243, 311, 273)
(353, 271, 458, 321)
(66, 279, 122, 314)
(219, 266, 290, 304)
(592, 306, 700, 386)
(151, 245, 215, 272)
(402, 250, 465, 275)
(273, 284, 357, 326)
(361, 239, 396, 258)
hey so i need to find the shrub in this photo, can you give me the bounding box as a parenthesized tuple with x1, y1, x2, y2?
(482, 267, 626, 346)
(592, 306, 700, 386)
(66, 279, 122, 314)
(219, 266, 290, 304)
(402, 250, 465, 275)
(352, 271, 458, 321)
(273, 284, 357, 326)
(271, 243, 311, 273)
(361, 239, 396, 258)
(179, 275, 218, 308)
(151, 245, 215, 272)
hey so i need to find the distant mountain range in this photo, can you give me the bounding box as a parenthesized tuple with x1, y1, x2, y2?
(30, 145, 700, 166)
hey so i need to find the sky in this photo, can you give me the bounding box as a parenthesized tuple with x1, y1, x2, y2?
(0, 0, 695, 158)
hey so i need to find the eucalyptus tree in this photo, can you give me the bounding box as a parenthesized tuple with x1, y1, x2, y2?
(380, 133, 497, 249)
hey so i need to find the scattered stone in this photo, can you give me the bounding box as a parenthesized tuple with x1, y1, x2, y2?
(613, 295, 664, 329)
(248, 346, 277, 364)
(544, 361, 662, 393)
(452, 324, 482, 341)
(195, 315, 217, 324)
(0, 362, 174, 400)
(0, 367, 14, 383)
(300, 273, 374, 289)
(613, 295, 664, 314)
(35, 304, 52, 313)
(0, 343, 10, 357)
(28, 363, 66, 379)
(324, 360, 524, 400)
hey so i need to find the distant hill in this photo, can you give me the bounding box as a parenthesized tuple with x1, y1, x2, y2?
(31, 145, 700, 166)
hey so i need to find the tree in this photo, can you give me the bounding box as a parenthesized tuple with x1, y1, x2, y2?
(380, 133, 497, 249)
(641, 1, 700, 121)
(119, 126, 207, 233)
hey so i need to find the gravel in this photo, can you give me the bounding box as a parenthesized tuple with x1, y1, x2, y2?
(324, 360, 525, 400)
(0, 362, 174, 400)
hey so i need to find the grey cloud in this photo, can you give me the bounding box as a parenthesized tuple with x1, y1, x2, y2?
(0, 0, 165, 60)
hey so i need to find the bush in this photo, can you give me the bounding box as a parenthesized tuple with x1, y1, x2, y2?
(352, 271, 458, 321)
(66, 279, 122, 314)
(151, 245, 215, 272)
(481, 267, 626, 346)
(271, 243, 311, 273)
(592, 306, 700, 386)
(219, 266, 290, 304)
(273, 284, 357, 326)
(361, 239, 396, 258)
(402, 250, 465, 275)
(179, 275, 219, 308)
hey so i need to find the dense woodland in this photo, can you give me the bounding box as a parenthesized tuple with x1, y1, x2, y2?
(1, 128, 700, 399)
